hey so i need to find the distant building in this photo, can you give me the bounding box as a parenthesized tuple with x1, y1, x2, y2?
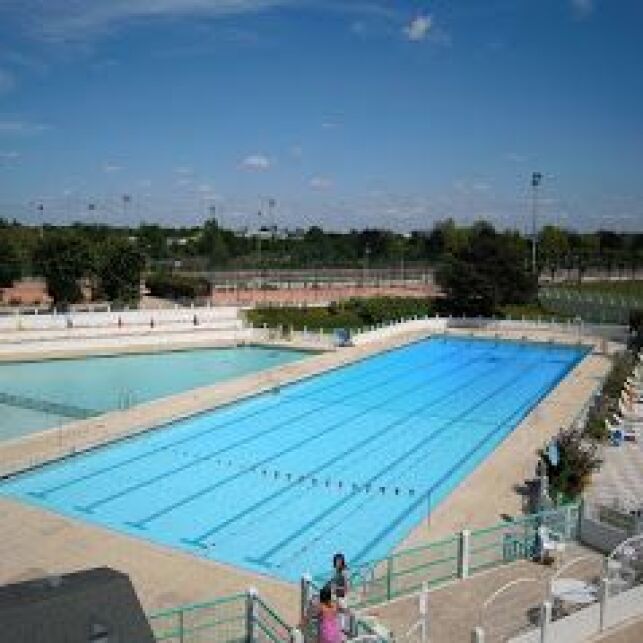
(0, 567, 155, 643)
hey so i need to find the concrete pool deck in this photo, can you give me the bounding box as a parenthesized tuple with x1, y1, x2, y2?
(0, 324, 614, 622)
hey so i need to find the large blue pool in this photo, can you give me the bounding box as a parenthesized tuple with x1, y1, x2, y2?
(0, 337, 587, 580)
(0, 346, 308, 441)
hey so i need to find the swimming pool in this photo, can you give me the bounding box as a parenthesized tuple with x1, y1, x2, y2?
(0, 337, 587, 581)
(0, 346, 308, 441)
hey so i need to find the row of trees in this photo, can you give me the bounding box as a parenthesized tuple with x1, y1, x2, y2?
(2, 217, 642, 274)
(1, 216, 642, 310)
(3, 232, 145, 306)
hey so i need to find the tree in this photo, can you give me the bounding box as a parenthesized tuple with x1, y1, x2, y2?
(34, 233, 93, 307)
(435, 222, 537, 316)
(0, 234, 21, 287)
(97, 238, 145, 303)
(442, 257, 496, 315)
(539, 226, 569, 278)
(197, 218, 230, 268)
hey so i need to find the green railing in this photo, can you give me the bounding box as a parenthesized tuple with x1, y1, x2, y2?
(149, 591, 292, 643)
(311, 504, 580, 610)
(311, 534, 460, 609)
(254, 595, 293, 643)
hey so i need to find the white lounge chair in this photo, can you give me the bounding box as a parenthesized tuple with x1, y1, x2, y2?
(537, 525, 566, 565)
(606, 417, 638, 443)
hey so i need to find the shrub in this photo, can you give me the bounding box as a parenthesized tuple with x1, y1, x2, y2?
(146, 272, 210, 300)
(544, 427, 602, 501)
(246, 297, 433, 331)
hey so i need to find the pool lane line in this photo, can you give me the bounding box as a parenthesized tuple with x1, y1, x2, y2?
(249, 356, 544, 567)
(304, 359, 568, 547)
(277, 363, 563, 568)
(65, 346, 469, 513)
(29, 340, 459, 499)
(207, 344, 533, 544)
(179, 347, 507, 545)
(348, 356, 582, 564)
(125, 348, 495, 531)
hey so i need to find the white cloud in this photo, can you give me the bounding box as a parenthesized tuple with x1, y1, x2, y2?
(0, 150, 20, 165)
(240, 154, 271, 171)
(175, 166, 194, 176)
(351, 21, 366, 36)
(5, 1, 295, 42)
(102, 162, 122, 173)
(0, 69, 16, 94)
(321, 121, 338, 130)
(505, 152, 527, 163)
(571, 0, 594, 18)
(404, 15, 432, 41)
(289, 145, 303, 159)
(0, 118, 49, 135)
(309, 176, 333, 191)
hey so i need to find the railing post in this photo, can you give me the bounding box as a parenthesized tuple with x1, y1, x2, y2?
(178, 610, 184, 643)
(563, 504, 573, 539)
(246, 587, 257, 643)
(471, 626, 485, 642)
(459, 529, 470, 579)
(386, 556, 393, 600)
(291, 628, 304, 643)
(599, 577, 609, 631)
(300, 573, 312, 623)
(539, 600, 552, 643)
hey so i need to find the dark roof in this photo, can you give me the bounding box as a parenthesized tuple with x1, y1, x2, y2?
(0, 567, 155, 643)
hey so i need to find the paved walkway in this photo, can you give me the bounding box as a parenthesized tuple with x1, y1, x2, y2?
(0, 325, 612, 622)
(586, 439, 643, 511)
(363, 544, 605, 642)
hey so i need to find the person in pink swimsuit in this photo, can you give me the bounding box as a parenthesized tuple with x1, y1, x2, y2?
(318, 584, 342, 643)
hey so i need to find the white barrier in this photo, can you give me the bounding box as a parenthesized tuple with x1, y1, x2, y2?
(0, 305, 240, 332)
(504, 582, 643, 643)
(351, 317, 447, 346)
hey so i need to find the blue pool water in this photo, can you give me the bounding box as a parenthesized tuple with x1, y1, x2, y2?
(0, 346, 307, 441)
(0, 337, 587, 580)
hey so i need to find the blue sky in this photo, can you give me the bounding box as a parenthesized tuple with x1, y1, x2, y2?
(0, 0, 641, 232)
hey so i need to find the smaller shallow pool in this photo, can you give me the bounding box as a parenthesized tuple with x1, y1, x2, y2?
(0, 346, 308, 441)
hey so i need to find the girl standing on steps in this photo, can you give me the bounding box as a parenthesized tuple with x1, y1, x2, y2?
(318, 584, 342, 643)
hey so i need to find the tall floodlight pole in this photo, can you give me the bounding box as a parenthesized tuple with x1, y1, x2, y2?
(122, 194, 132, 222)
(36, 202, 44, 238)
(257, 209, 263, 289)
(531, 172, 542, 274)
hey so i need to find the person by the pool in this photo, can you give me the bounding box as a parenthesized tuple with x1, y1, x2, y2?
(318, 584, 342, 643)
(331, 552, 349, 601)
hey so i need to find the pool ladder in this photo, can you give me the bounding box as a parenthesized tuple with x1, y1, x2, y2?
(117, 389, 137, 410)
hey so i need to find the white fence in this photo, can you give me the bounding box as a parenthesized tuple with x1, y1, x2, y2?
(0, 304, 241, 332)
(504, 583, 643, 643)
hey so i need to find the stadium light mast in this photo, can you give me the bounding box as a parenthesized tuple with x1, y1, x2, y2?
(531, 172, 543, 274)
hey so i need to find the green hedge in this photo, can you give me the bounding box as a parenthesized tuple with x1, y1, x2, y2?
(146, 272, 210, 300)
(246, 297, 433, 331)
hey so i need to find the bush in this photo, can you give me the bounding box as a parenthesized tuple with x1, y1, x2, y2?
(544, 427, 602, 500)
(582, 350, 636, 442)
(146, 272, 210, 300)
(629, 309, 642, 352)
(246, 297, 433, 331)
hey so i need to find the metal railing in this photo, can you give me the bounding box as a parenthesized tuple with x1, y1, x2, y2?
(149, 592, 247, 643)
(149, 589, 294, 643)
(307, 505, 580, 611)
